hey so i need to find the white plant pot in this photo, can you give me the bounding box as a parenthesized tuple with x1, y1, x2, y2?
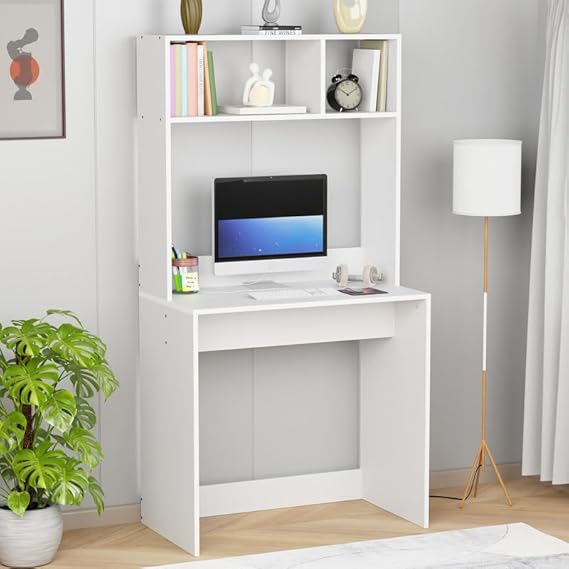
(0, 505, 63, 568)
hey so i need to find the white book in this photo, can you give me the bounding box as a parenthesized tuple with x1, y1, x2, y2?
(197, 44, 205, 117)
(351, 48, 381, 113)
(219, 105, 307, 115)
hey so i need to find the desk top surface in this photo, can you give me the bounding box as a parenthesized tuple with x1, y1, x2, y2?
(141, 282, 429, 316)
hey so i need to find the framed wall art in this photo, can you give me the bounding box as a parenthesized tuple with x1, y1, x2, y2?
(0, 0, 65, 140)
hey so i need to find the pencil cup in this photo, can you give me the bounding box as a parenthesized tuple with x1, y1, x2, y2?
(172, 256, 199, 294)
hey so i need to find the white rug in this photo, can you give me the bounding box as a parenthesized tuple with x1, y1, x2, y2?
(147, 524, 569, 568)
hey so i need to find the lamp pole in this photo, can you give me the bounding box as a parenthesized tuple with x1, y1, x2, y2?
(460, 216, 513, 507)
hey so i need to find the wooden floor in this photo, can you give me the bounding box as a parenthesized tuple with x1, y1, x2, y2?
(18, 478, 569, 569)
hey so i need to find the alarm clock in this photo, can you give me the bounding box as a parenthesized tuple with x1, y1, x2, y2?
(327, 73, 362, 112)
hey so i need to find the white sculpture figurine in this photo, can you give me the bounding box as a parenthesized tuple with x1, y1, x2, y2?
(243, 63, 275, 107)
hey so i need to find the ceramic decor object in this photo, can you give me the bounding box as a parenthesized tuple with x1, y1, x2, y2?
(333, 0, 368, 33)
(181, 0, 203, 34)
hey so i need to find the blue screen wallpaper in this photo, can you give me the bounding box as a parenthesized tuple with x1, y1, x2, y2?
(218, 215, 324, 259)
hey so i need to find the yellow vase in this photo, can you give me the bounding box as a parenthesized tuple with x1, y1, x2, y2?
(181, 0, 203, 35)
(333, 0, 368, 34)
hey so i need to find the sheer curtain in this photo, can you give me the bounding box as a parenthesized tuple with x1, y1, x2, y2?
(523, 0, 569, 484)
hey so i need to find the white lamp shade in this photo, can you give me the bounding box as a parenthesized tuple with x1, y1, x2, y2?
(453, 139, 522, 216)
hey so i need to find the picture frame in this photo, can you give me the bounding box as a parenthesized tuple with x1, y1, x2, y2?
(0, 0, 66, 140)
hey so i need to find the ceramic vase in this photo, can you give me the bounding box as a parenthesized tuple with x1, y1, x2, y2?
(333, 0, 368, 34)
(0, 505, 63, 568)
(181, 0, 203, 35)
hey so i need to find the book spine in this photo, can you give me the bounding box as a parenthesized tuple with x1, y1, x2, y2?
(242, 29, 302, 35)
(378, 40, 389, 112)
(208, 51, 218, 116)
(170, 44, 176, 117)
(201, 42, 212, 116)
(197, 44, 205, 116)
(187, 43, 198, 117)
(181, 44, 188, 117)
(174, 44, 183, 117)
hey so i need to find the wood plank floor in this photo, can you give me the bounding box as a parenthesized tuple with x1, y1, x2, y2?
(12, 478, 569, 569)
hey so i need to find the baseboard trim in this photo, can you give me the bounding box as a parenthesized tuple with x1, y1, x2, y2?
(61, 463, 523, 531)
(62, 503, 141, 531)
(430, 462, 522, 490)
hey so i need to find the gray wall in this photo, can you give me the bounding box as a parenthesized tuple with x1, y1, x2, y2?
(0, 0, 543, 508)
(399, 0, 543, 471)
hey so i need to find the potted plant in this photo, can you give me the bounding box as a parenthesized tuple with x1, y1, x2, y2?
(0, 310, 118, 568)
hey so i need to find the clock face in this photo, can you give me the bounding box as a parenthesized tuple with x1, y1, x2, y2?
(335, 79, 362, 110)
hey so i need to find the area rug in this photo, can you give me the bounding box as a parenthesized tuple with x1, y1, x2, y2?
(147, 523, 569, 568)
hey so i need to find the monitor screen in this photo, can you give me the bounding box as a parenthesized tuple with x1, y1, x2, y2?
(214, 175, 327, 263)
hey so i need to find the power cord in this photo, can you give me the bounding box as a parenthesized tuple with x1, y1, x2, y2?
(430, 464, 482, 502)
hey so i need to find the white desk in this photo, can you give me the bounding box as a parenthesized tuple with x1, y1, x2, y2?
(139, 284, 431, 556)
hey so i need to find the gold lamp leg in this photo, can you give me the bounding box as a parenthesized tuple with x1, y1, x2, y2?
(461, 217, 512, 508)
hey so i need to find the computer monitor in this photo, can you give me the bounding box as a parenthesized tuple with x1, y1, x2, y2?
(213, 174, 327, 276)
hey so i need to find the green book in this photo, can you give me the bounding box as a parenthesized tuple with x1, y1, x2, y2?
(208, 51, 218, 116)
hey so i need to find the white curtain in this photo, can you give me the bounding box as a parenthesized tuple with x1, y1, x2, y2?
(523, 0, 569, 484)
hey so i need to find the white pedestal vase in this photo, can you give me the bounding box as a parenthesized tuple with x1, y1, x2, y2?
(0, 505, 63, 568)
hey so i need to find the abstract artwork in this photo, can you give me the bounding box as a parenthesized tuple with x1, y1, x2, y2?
(0, 0, 65, 139)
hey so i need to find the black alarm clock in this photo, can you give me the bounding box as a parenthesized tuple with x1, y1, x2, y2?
(327, 73, 362, 112)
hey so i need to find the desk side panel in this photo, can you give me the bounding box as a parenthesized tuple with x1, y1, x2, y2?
(360, 297, 431, 527)
(140, 297, 199, 555)
(198, 303, 395, 352)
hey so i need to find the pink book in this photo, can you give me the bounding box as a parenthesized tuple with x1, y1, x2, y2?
(187, 43, 198, 117)
(170, 44, 176, 116)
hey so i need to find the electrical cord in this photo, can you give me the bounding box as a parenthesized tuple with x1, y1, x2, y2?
(430, 464, 482, 502)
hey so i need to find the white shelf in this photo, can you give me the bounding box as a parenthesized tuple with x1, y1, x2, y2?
(169, 111, 398, 124)
(152, 33, 401, 43)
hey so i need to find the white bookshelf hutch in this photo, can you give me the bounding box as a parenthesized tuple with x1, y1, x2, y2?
(137, 34, 431, 557)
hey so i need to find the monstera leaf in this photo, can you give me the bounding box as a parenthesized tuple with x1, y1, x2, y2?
(0, 319, 53, 358)
(62, 428, 103, 469)
(13, 442, 66, 490)
(0, 412, 26, 455)
(49, 324, 106, 368)
(73, 397, 97, 430)
(7, 490, 31, 517)
(46, 309, 83, 328)
(67, 361, 118, 400)
(50, 460, 89, 507)
(3, 359, 58, 408)
(88, 475, 105, 515)
(43, 390, 77, 432)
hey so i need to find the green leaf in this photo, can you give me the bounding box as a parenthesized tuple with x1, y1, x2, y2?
(3, 359, 57, 408)
(50, 460, 89, 507)
(0, 456, 17, 486)
(91, 362, 119, 400)
(45, 309, 84, 328)
(0, 412, 26, 455)
(88, 475, 105, 515)
(49, 324, 106, 368)
(43, 390, 77, 432)
(0, 319, 53, 358)
(13, 442, 66, 490)
(73, 398, 97, 430)
(63, 428, 103, 468)
(67, 365, 99, 398)
(7, 490, 30, 517)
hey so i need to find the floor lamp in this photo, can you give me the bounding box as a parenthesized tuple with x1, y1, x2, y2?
(453, 139, 522, 507)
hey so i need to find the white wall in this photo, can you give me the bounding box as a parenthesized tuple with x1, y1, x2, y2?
(0, 0, 543, 509)
(399, 0, 543, 471)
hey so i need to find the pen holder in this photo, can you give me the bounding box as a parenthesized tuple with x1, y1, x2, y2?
(172, 256, 199, 294)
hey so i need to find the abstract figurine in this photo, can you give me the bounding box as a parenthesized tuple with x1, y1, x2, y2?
(6, 28, 40, 101)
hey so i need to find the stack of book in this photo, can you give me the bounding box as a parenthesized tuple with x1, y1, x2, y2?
(351, 40, 390, 113)
(241, 25, 302, 36)
(170, 42, 218, 118)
